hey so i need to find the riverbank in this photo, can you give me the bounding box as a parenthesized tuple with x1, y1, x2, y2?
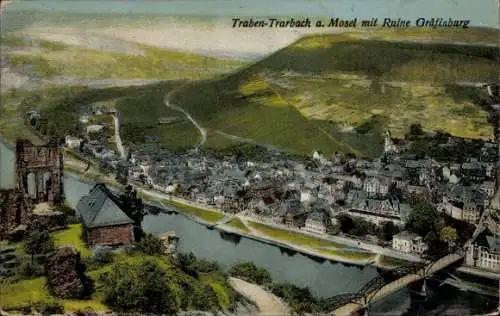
(0, 132, 420, 269)
(63, 160, 409, 269)
(0, 133, 418, 269)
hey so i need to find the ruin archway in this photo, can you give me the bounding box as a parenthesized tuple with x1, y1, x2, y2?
(15, 140, 63, 204)
(27, 172, 36, 198)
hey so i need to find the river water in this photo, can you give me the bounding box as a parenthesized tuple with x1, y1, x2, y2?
(0, 141, 497, 315)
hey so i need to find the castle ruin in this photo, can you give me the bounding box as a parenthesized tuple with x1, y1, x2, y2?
(0, 140, 64, 238)
(15, 140, 64, 205)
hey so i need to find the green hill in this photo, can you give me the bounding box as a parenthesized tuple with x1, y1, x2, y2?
(172, 28, 499, 158)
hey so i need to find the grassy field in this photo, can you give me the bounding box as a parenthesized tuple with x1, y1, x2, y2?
(378, 255, 411, 268)
(165, 200, 225, 223)
(315, 248, 375, 261)
(2, 29, 497, 157)
(0, 249, 234, 312)
(0, 82, 201, 151)
(225, 217, 251, 233)
(52, 224, 92, 258)
(199, 274, 233, 309)
(171, 28, 498, 157)
(3, 34, 247, 80)
(247, 221, 346, 249)
(0, 275, 108, 312)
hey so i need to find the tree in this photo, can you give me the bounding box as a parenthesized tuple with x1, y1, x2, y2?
(174, 252, 199, 279)
(336, 214, 355, 234)
(115, 162, 129, 186)
(24, 230, 55, 261)
(409, 123, 423, 136)
(15, 260, 44, 280)
(101, 260, 178, 314)
(190, 283, 219, 312)
(271, 282, 320, 314)
(119, 185, 145, 241)
(439, 226, 458, 250)
(378, 221, 399, 241)
(137, 234, 165, 256)
(405, 202, 439, 237)
(228, 262, 272, 285)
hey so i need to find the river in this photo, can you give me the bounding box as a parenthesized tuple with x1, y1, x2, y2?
(0, 141, 497, 315)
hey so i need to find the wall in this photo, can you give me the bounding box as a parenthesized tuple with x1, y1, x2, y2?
(15, 140, 64, 205)
(87, 224, 134, 248)
(0, 189, 32, 238)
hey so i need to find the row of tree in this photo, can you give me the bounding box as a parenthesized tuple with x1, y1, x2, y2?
(335, 214, 399, 242)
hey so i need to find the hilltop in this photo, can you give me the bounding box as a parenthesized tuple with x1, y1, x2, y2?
(171, 28, 499, 158)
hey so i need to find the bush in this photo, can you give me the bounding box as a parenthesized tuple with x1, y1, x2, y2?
(34, 300, 64, 315)
(137, 234, 165, 256)
(24, 229, 55, 261)
(191, 259, 220, 273)
(271, 282, 320, 314)
(6, 228, 26, 243)
(228, 262, 272, 285)
(91, 246, 114, 264)
(15, 259, 44, 279)
(84, 246, 114, 270)
(101, 260, 178, 314)
(190, 283, 220, 312)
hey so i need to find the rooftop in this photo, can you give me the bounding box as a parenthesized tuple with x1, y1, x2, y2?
(76, 183, 134, 229)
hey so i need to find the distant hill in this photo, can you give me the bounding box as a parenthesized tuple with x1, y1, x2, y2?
(172, 28, 500, 158)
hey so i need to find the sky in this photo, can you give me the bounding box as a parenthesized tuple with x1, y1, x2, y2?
(2, 0, 499, 28)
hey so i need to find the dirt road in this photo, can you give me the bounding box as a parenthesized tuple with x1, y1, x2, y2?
(228, 277, 290, 316)
(163, 86, 207, 150)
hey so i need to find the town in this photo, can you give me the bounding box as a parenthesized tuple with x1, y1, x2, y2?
(47, 84, 500, 274)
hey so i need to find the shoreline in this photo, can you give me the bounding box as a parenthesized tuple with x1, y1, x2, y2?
(0, 135, 431, 269)
(63, 168, 398, 269)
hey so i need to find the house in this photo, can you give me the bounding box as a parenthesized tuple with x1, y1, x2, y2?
(461, 159, 486, 182)
(303, 210, 326, 234)
(65, 136, 83, 149)
(465, 235, 500, 272)
(363, 177, 390, 197)
(438, 200, 480, 224)
(77, 184, 135, 248)
(480, 181, 496, 198)
(392, 231, 428, 255)
(279, 199, 302, 226)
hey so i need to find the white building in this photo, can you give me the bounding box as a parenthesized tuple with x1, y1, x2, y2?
(65, 136, 82, 149)
(465, 235, 500, 272)
(392, 231, 428, 255)
(303, 211, 326, 234)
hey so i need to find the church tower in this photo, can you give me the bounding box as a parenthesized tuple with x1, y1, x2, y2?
(384, 129, 394, 153)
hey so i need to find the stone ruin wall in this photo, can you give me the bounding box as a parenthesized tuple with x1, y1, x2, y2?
(15, 140, 64, 205)
(0, 189, 32, 238)
(0, 140, 64, 239)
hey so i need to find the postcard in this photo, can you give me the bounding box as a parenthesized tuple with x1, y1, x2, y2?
(0, 1, 499, 315)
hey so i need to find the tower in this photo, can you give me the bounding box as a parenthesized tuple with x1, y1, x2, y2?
(384, 129, 394, 153)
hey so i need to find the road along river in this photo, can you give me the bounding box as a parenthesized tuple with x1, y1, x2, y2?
(0, 141, 497, 315)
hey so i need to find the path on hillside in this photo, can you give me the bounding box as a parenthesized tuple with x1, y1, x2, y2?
(228, 277, 290, 316)
(113, 114, 126, 160)
(213, 130, 279, 151)
(163, 85, 207, 151)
